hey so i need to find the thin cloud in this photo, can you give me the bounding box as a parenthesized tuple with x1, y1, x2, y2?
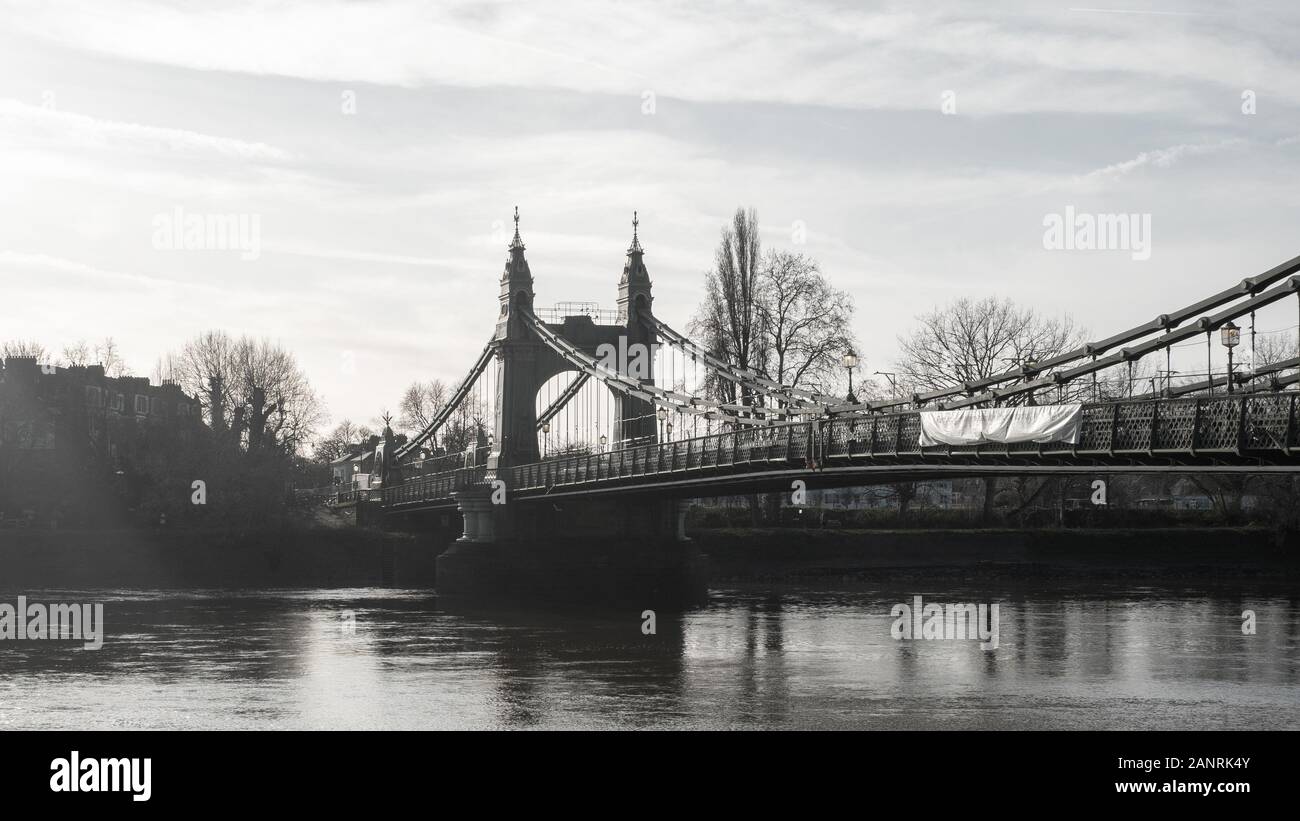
(0, 99, 294, 162)
(1068, 7, 1223, 16)
(8, 0, 1300, 113)
(0, 249, 231, 296)
(1077, 139, 1247, 181)
(266, 244, 483, 269)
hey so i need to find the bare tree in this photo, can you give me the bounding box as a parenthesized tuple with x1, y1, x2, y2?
(170, 330, 324, 455)
(689, 207, 766, 405)
(2, 340, 48, 361)
(152, 352, 182, 385)
(757, 250, 856, 397)
(231, 337, 323, 454)
(441, 395, 487, 454)
(314, 419, 374, 463)
(398, 380, 448, 436)
(1251, 331, 1296, 368)
(172, 330, 239, 430)
(56, 338, 130, 374)
(896, 296, 1083, 399)
(94, 337, 127, 377)
(61, 340, 91, 367)
(1238, 331, 1297, 393)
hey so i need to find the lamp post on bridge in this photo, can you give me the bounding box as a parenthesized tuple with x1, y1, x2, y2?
(657, 406, 667, 442)
(542, 421, 550, 457)
(842, 349, 859, 404)
(1221, 321, 1241, 394)
(1025, 358, 1038, 406)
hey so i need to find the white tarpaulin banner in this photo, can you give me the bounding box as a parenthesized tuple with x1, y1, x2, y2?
(917, 404, 1083, 447)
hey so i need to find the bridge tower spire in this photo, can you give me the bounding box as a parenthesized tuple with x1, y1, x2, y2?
(498, 205, 535, 337)
(616, 210, 658, 443)
(617, 210, 652, 325)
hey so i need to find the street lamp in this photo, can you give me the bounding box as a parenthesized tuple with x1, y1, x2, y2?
(874, 371, 898, 397)
(842, 349, 859, 404)
(657, 406, 667, 441)
(599, 433, 607, 453)
(1024, 357, 1039, 405)
(1221, 320, 1241, 394)
(542, 421, 550, 457)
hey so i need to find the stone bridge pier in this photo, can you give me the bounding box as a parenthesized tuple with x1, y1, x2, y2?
(436, 485, 706, 605)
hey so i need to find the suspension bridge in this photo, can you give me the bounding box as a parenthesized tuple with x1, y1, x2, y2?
(352, 209, 1300, 595)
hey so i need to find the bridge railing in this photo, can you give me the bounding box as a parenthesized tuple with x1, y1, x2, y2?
(534, 307, 622, 324)
(381, 393, 1300, 506)
(382, 465, 487, 507)
(507, 420, 818, 491)
(403, 451, 470, 475)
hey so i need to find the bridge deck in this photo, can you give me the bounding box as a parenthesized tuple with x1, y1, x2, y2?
(381, 394, 1300, 510)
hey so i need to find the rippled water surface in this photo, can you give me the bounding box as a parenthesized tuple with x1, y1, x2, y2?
(1, 584, 1297, 729)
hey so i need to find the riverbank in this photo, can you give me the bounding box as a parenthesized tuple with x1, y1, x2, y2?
(0, 527, 439, 589)
(694, 526, 1300, 584)
(0, 525, 1295, 590)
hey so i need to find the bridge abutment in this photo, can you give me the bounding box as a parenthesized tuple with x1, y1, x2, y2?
(451, 485, 497, 543)
(436, 491, 707, 606)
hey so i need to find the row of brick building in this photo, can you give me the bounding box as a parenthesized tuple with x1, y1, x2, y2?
(0, 355, 201, 524)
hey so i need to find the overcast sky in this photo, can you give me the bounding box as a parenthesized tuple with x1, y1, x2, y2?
(2, 0, 1299, 428)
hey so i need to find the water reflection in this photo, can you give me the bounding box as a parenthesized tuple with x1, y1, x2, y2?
(0, 584, 1296, 729)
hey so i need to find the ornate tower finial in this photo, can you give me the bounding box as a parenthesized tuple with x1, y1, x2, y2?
(509, 205, 523, 249)
(628, 210, 643, 254)
(501, 203, 532, 288)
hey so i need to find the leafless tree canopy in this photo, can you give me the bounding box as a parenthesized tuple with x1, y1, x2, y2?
(95, 338, 128, 377)
(388, 377, 487, 456)
(61, 340, 91, 367)
(8, 337, 128, 374)
(398, 379, 448, 436)
(758, 250, 855, 396)
(689, 208, 857, 403)
(689, 207, 766, 404)
(440, 398, 488, 454)
(1, 339, 48, 360)
(895, 296, 1083, 398)
(1249, 331, 1296, 370)
(314, 419, 375, 463)
(170, 330, 324, 455)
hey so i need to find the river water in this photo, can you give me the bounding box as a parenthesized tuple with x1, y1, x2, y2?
(1, 585, 1297, 730)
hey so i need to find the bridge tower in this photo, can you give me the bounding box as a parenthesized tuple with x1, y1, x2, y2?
(488, 209, 662, 472)
(440, 210, 698, 602)
(489, 207, 544, 472)
(615, 211, 658, 443)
